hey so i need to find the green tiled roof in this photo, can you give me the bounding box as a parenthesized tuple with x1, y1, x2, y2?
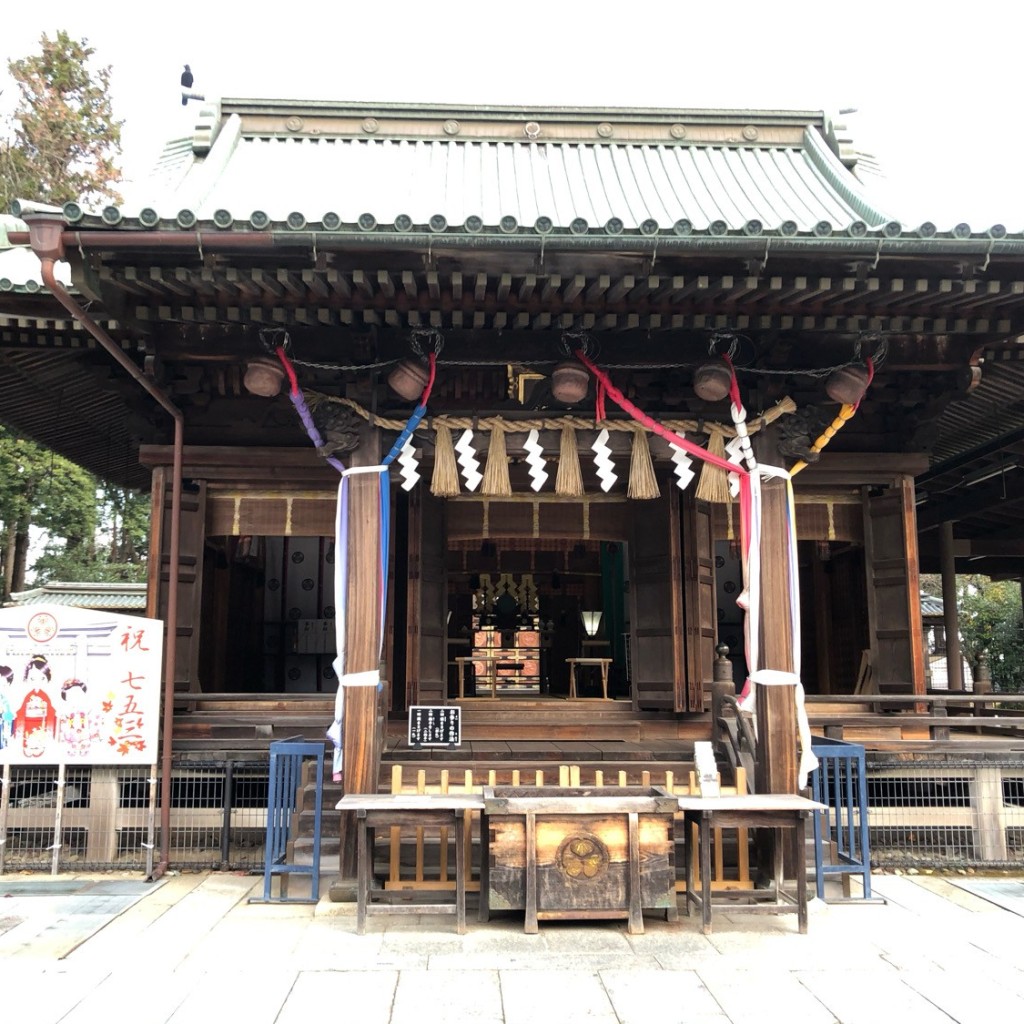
(66, 101, 931, 242)
(8, 582, 147, 611)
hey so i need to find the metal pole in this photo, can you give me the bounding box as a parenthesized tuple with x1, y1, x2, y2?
(221, 760, 234, 869)
(0, 763, 11, 874)
(145, 763, 158, 877)
(51, 763, 66, 876)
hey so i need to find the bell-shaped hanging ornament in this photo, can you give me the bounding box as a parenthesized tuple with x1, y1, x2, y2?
(387, 358, 430, 401)
(243, 357, 286, 397)
(825, 363, 870, 405)
(692, 356, 733, 402)
(551, 361, 590, 404)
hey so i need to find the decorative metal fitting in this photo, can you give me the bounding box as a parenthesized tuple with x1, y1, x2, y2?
(258, 327, 291, 354)
(559, 329, 593, 358)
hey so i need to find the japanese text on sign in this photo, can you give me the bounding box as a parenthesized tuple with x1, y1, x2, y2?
(407, 705, 461, 747)
(0, 605, 163, 766)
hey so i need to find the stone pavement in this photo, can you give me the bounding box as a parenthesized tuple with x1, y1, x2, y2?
(1, 869, 1023, 1023)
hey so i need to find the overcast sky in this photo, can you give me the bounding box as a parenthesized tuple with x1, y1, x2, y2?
(3, 0, 1023, 228)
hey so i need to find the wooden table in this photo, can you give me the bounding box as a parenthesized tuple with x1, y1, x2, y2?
(677, 794, 825, 934)
(565, 657, 613, 699)
(336, 793, 484, 933)
(455, 656, 495, 698)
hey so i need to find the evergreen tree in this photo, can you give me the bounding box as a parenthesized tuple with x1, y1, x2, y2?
(959, 577, 1024, 693)
(0, 427, 95, 597)
(0, 30, 123, 212)
(0, 429, 148, 598)
(0, 34, 139, 596)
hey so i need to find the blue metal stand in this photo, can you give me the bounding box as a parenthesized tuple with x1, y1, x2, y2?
(811, 738, 873, 901)
(250, 740, 324, 904)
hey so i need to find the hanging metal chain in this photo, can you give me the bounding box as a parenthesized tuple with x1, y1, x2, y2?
(409, 328, 445, 357)
(708, 332, 740, 359)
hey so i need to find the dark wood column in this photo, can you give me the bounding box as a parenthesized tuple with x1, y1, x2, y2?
(405, 488, 448, 705)
(863, 477, 926, 696)
(753, 428, 799, 796)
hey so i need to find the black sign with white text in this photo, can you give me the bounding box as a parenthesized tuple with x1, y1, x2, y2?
(407, 705, 462, 747)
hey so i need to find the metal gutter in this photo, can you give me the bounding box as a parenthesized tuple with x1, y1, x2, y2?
(5, 228, 1021, 259)
(22, 210, 185, 883)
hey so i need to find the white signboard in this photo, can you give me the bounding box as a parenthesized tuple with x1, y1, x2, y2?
(0, 603, 163, 766)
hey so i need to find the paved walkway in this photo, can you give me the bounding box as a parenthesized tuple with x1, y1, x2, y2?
(1, 870, 1023, 1023)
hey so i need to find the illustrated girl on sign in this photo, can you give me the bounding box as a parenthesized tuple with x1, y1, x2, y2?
(59, 678, 100, 758)
(15, 688, 57, 758)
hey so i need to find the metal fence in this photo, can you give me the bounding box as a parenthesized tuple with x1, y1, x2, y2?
(0, 757, 273, 874)
(865, 754, 1024, 869)
(3, 752, 1024, 874)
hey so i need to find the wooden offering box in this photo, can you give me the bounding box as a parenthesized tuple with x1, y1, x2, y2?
(480, 786, 678, 933)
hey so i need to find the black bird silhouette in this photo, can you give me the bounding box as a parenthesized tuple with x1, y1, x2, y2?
(180, 64, 193, 105)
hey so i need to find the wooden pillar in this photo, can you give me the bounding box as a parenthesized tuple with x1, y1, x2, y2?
(336, 425, 385, 883)
(863, 477, 926, 696)
(812, 550, 833, 694)
(939, 520, 964, 691)
(753, 429, 799, 796)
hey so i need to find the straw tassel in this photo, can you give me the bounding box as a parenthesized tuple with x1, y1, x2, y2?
(430, 423, 461, 497)
(695, 426, 731, 503)
(481, 424, 513, 496)
(555, 423, 584, 497)
(627, 427, 660, 500)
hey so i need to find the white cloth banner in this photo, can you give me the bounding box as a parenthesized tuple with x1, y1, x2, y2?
(749, 669, 819, 790)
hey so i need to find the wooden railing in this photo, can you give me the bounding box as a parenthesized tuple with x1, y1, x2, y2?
(382, 763, 751, 896)
(804, 692, 1024, 742)
(714, 692, 757, 789)
(714, 690, 1024, 756)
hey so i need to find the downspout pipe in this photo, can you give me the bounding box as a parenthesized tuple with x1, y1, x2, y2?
(25, 212, 183, 882)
